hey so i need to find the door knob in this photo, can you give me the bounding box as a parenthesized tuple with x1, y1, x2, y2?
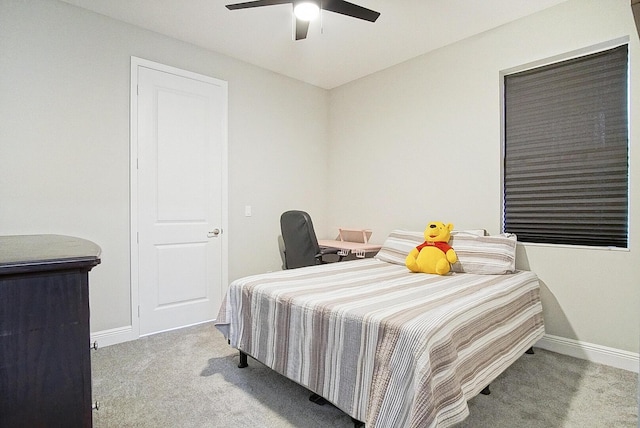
(208, 228, 221, 238)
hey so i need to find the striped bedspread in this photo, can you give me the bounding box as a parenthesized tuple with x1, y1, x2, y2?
(215, 258, 544, 428)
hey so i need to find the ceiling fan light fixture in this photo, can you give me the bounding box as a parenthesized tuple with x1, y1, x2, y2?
(293, 1, 320, 21)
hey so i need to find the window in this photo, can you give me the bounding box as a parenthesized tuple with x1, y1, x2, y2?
(502, 44, 629, 248)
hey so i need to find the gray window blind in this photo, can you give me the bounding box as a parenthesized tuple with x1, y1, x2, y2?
(503, 45, 628, 248)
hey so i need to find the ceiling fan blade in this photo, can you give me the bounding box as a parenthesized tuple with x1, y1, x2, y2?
(294, 18, 309, 40)
(322, 0, 380, 22)
(226, 0, 292, 10)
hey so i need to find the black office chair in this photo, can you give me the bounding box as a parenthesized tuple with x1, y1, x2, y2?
(280, 210, 340, 269)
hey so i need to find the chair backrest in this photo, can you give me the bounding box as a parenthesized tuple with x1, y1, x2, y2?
(280, 210, 321, 269)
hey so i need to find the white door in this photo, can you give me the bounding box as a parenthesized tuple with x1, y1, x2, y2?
(134, 61, 227, 336)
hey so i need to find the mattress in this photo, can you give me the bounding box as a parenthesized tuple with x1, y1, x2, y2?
(215, 258, 544, 428)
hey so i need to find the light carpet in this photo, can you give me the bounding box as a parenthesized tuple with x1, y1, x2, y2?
(91, 322, 638, 427)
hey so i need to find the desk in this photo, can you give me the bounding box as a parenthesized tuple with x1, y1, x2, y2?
(318, 239, 381, 259)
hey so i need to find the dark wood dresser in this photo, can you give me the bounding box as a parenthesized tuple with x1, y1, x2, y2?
(0, 235, 101, 428)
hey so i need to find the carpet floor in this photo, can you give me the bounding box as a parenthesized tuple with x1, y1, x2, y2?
(91, 322, 638, 427)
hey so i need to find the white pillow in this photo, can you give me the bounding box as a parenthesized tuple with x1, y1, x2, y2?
(375, 229, 516, 275)
(449, 233, 517, 275)
(374, 230, 424, 265)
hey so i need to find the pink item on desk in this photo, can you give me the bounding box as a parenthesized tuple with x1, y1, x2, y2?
(318, 228, 381, 258)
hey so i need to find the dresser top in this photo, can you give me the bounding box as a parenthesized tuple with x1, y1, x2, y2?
(0, 234, 101, 274)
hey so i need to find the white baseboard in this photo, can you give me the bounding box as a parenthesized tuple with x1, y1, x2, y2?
(536, 334, 639, 373)
(90, 320, 215, 348)
(90, 325, 137, 348)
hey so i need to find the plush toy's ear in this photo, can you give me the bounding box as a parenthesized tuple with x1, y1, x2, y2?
(446, 223, 454, 232)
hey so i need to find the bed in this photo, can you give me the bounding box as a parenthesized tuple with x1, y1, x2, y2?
(215, 230, 545, 428)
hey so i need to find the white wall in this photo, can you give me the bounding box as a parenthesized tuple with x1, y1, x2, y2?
(0, 0, 329, 333)
(1, 0, 638, 359)
(328, 0, 640, 354)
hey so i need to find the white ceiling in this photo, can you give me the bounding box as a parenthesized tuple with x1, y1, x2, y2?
(60, 0, 569, 89)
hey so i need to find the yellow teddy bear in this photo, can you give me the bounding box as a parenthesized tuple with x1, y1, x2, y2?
(405, 222, 458, 275)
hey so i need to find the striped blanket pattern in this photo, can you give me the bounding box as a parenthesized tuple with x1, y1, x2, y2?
(215, 258, 544, 428)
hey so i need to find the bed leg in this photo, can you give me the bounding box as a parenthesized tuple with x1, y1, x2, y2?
(309, 393, 328, 405)
(238, 351, 248, 368)
(480, 385, 491, 395)
(525, 347, 535, 355)
(351, 417, 365, 428)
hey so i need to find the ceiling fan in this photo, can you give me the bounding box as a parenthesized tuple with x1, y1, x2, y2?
(225, 0, 380, 40)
